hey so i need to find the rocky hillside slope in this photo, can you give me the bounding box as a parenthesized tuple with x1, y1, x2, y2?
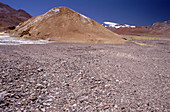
(0, 2, 31, 30)
(11, 7, 125, 44)
(147, 20, 170, 36)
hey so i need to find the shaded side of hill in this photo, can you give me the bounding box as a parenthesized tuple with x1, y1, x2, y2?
(0, 2, 31, 31)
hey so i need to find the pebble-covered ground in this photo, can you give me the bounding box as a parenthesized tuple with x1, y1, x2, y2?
(0, 40, 169, 112)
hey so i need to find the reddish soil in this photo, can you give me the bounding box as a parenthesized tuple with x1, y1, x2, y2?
(113, 27, 161, 36)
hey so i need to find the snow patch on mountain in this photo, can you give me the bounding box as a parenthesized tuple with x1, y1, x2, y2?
(45, 8, 60, 17)
(104, 22, 136, 28)
(51, 8, 60, 13)
(80, 14, 91, 23)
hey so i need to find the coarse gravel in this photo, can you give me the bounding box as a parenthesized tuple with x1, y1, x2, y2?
(0, 40, 169, 112)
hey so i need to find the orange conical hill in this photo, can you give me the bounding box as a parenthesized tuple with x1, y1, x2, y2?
(11, 7, 126, 44)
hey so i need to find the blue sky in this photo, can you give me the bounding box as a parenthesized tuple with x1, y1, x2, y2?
(1, 0, 170, 26)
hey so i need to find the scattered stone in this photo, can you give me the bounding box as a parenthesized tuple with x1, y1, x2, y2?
(0, 91, 7, 101)
(35, 84, 45, 89)
(79, 96, 88, 103)
(114, 104, 118, 108)
(30, 96, 37, 101)
(37, 68, 44, 72)
(41, 108, 46, 112)
(43, 102, 51, 106)
(46, 98, 53, 102)
(72, 104, 77, 107)
(0, 40, 169, 111)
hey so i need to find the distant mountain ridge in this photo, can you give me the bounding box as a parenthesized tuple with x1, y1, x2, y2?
(105, 20, 170, 37)
(147, 20, 170, 33)
(148, 20, 170, 29)
(0, 2, 31, 30)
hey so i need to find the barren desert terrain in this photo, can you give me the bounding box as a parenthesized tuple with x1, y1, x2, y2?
(0, 33, 169, 111)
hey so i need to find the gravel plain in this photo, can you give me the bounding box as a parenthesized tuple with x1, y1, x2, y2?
(0, 39, 170, 112)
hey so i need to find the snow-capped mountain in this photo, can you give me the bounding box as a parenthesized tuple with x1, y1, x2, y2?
(104, 22, 136, 29)
(104, 21, 170, 37)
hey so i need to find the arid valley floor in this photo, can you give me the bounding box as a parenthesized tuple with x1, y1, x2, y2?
(0, 36, 169, 111)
